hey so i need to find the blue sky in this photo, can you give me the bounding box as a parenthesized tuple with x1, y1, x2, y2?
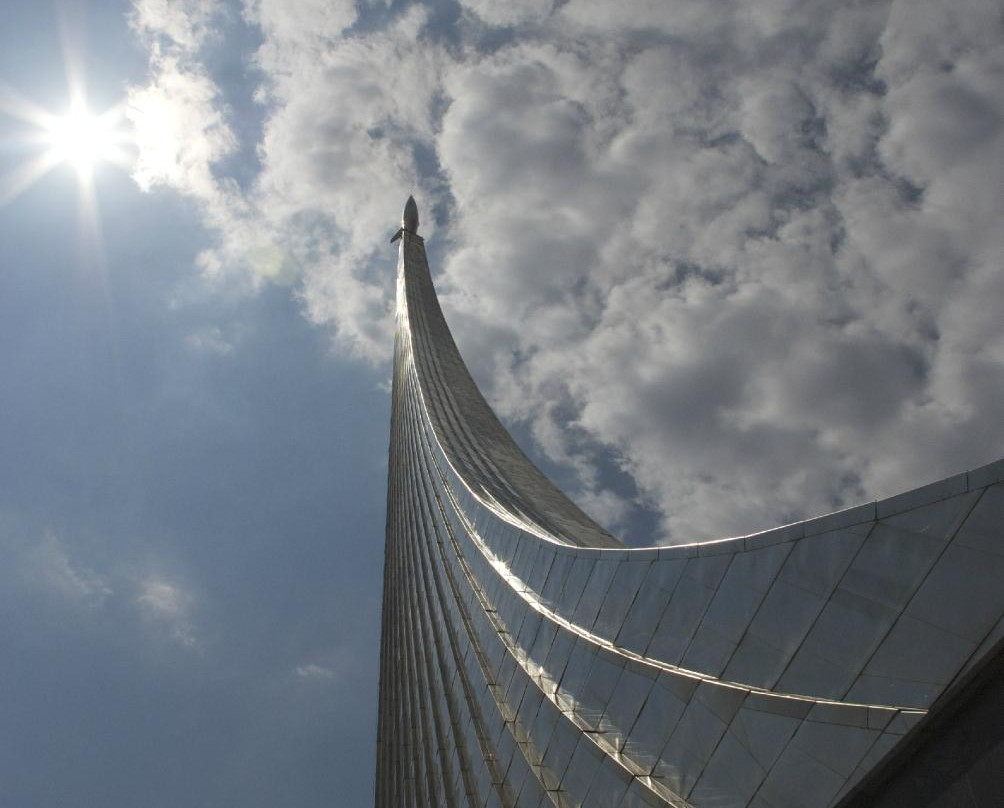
(1, 0, 1002, 804)
(1, 2, 386, 805)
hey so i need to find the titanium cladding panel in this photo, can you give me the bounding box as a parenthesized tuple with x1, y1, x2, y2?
(375, 205, 1004, 808)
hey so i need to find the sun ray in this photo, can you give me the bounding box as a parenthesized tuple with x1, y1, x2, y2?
(0, 10, 133, 201)
(0, 150, 65, 206)
(0, 5, 129, 309)
(76, 165, 109, 279)
(0, 82, 61, 130)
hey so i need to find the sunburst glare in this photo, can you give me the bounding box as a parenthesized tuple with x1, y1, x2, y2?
(42, 98, 130, 179)
(0, 87, 133, 205)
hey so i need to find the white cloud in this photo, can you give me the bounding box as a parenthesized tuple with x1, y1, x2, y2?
(127, 55, 238, 199)
(27, 533, 113, 605)
(245, 0, 358, 48)
(245, 5, 447, 358)
(294, 663, 337, 681)
(125, 20, 257, 288)
(429, 0, 1004, 540)
(130, 0, 224, 51)
(138, 578, 198, 647)
(127, 2, 444, 357)
(127, 0, 1004, 542)
(184, 325, 236, 355)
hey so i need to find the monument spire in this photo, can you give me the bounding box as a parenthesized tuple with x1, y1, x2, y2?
(402, 194, 419, 232)
(390, 194, 419, 243)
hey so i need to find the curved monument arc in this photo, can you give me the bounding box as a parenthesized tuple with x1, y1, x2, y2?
(377, 199, 1004, 808)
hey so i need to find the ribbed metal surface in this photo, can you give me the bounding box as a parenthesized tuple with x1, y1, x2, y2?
(375, 224, 1004, 808)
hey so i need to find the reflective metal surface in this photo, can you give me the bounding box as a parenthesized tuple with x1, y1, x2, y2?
(376, 200, 1004, 808)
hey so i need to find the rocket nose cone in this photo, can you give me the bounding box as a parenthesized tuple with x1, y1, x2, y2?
(403, 195, 419, 232)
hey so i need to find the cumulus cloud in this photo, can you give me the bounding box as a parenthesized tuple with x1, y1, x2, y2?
(127, 56, 237, 198)
(127, 0, 1004, 542)
(245, 0, 358, 48)
(249, 4, 445, 357)
(431, 0, 1004, 540)
(127, 1, 444, 356)
(130, 0, 223, 51)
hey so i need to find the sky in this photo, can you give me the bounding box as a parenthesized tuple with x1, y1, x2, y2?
(0, 0, 1002, 805)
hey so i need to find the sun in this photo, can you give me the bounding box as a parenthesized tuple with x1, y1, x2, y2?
(42, 101, 123, 177)
(0, 88, 133, 206)
(41, 99, 131, 180)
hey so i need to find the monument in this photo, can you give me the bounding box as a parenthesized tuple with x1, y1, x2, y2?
(375, 197, 1004, 807)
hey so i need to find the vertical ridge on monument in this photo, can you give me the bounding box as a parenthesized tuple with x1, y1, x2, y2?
(375, 197, 1004, 808)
